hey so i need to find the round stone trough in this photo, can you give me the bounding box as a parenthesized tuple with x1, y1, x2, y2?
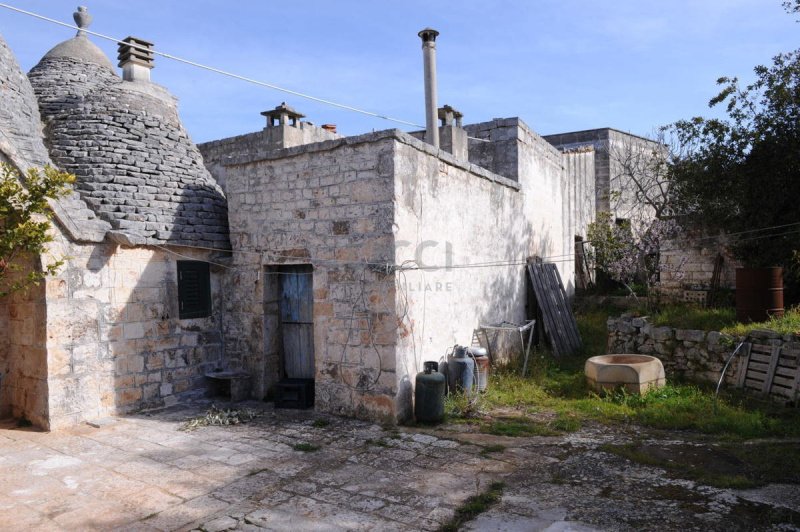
(584, 354, 666, 394)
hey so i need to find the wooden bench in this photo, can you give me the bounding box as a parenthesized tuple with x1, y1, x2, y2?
(204, 370, 252, 402)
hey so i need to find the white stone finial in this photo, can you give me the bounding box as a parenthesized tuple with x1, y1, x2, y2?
(74, 6, 92, 36)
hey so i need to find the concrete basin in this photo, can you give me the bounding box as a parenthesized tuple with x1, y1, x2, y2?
(585, 354, 666, 394)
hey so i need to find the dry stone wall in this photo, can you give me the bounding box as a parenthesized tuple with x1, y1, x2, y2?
(606, 315, 795, 387)
(29, 56, 228, 249)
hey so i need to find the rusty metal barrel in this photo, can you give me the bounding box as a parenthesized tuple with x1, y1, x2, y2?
(735, 267, 784, 323)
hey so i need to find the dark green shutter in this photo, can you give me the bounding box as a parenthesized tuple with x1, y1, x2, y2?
(178, 261, 211, 319)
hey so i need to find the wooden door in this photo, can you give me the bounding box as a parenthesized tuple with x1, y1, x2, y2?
(280, 266, 315, 379)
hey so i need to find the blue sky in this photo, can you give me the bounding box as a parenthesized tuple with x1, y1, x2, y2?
(1, 1, 797, 143)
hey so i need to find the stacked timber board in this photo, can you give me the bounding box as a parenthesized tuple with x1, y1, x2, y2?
(526, 262, 582, 357)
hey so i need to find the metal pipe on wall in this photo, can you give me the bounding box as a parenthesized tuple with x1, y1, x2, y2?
(418, 27, 440, 149)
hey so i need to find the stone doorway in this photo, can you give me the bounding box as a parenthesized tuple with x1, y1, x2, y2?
(264, 264, 315, 384)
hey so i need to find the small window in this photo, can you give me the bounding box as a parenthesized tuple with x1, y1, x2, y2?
(177, 261, 211, 319)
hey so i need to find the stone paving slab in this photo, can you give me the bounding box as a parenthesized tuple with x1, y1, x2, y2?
(1, 401, 799, 531)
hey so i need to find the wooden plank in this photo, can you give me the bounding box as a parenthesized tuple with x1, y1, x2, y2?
(791, 362, 800, 404)
(745, 378, 764, 390)
(748, 360, 770, 373)
(527, 264, 562, 355)
(735, 342, 752, 388)
(280, 267, 315, 380)
(762, 345, 782, 396)
(749, 352, 773, 364)
(526, 263, 581, 357)
(771, 375, 795, 388)
(544, 264, 580, 354)
(776, 366, 797, 378)
(549, 264, 581, 352)
(549, 265, 582, 350)
(750, 345, 773, 356)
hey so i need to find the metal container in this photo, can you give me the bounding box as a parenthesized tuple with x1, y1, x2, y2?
(736, 267, 784, 323)
(415, 361, 445, 422)
(474, 355, 490, 392)
(446, 352, 475, 394)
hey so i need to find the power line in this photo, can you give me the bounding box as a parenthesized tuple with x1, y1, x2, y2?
(0, 2, 424, 129)
(0, 3, 496, 144)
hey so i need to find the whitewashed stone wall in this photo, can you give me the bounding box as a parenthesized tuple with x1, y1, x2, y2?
(393, 122, 571, 419)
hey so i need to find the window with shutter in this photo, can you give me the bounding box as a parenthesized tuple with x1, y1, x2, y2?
(177, 261, 211, 319)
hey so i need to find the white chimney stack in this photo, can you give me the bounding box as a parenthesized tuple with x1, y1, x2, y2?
(418, 28, 440, 149)
(117, 36, 154, 82)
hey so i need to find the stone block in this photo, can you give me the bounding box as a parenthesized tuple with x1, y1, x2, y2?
(126, 355, 144, 374)
(651, 327, 674, 341)
(118, 387, 142, 406)
(675, 329, 706, 342)
(123, 322, 145, 340)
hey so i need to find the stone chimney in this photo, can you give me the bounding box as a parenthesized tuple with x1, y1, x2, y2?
(418, 28, 440, 149)
(438, 105, 468, 160)
(117, 36, 154, 82)
(258, 103, 339, 150)
(261, 102, 305, 128)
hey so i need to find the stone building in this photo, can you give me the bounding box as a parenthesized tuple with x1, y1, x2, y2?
(543, 128, 664, 226)
(0, 11, 229, 429)
(199, 103, 587, 421)
(1, 8, 662, 428)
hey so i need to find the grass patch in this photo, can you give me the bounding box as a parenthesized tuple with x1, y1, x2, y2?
(292, 442, 320, 452)
(439, 482, 505, 532)
(311, 419, 330, 428)
(480, 416, 558, 437)
(601, 440, 800, 489)
(648, 304, 800, 337)
(366, 438, 390, 447)
(179, 405, 259, 432)
(443, 301, 800, 441)
(723, 306, 800, 336)
(650, 304, 737, 331)
(479, 444, 506, 457)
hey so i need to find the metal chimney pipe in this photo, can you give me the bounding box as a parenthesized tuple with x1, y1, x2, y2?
(418, 28, 440, 149)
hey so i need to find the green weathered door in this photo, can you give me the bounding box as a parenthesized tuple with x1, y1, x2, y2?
(280, 266, 315, 379)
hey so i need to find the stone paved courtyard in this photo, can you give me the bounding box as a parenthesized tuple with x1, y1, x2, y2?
(1, 401, 799, 531)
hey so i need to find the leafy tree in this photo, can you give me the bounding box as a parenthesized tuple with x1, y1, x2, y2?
(668, 34, 800, 300)
(0, 163, 75, 297)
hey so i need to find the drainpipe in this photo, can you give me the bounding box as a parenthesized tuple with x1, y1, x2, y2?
(418, 28, 440, 149)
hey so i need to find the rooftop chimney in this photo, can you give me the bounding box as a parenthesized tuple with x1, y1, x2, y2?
(73, 6, 92, 37)
(117, 36, 154, 82)
(261, 102, 305, 128)
(438, 105, 468, 160)
(418, 28, 440, 149)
